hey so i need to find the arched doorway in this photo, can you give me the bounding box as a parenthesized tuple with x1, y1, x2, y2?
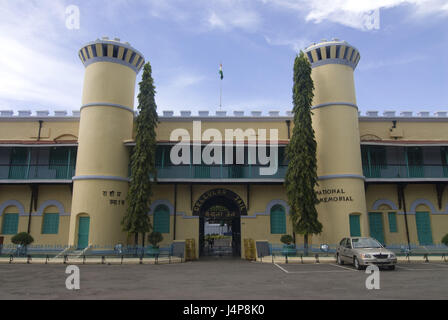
(193, 189, 247, 257)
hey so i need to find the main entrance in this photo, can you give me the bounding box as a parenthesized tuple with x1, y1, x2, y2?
(193, 189, 248, 258)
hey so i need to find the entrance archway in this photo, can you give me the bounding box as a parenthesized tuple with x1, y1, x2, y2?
(193, 189, 247, 257)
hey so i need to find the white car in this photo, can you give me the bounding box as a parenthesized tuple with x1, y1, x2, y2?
(336, 237, 397, 270)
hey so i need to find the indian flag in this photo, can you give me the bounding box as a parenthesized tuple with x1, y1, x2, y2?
(219, 64, 223, 80)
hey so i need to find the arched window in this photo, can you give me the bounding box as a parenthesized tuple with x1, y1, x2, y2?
(42, 213, 60, 234)
(2, 213, 19, 235)
(154, 205, 170, 234)
(270, 205, 286, 234)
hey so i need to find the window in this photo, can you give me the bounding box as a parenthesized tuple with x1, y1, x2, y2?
(270, 205, 286, 234)
(2, 213, 19, 235)
(388, 212, 397, 233)
(42, 213, 59, 234)
(154, 205, 170, 234)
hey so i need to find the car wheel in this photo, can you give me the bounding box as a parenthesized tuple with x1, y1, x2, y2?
(354, 257, 363, 270)
(337, 254, 344, 265)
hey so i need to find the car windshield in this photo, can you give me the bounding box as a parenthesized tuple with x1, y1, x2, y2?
(352, 238, 383, 249)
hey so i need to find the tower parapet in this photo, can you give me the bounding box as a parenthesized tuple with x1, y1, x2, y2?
(305, 40, 360, 70)
(78, 38, 145, 73)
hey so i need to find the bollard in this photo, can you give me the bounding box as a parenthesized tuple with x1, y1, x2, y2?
(121, 255, 124, 265)
(139, 255, 143, 265)
(63, 255, 68, 264)
(27, 255, 32, 264)
(83, 255, 86, 265)
(300, 254, 303, 264)
(101, 256, 106, 265)
(45, 255, 49, 264)
(424, 254, 429, 263)
(315, 254, 320, 264)
(285, 254, 288, 264)
(9, 255, 13, 264)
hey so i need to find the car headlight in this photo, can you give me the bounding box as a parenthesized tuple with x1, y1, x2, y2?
(361, 254, 372, 259)
(389, 253, 396, 259)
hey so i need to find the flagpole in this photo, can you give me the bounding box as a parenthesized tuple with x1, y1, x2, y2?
(219, 63, 223, 110)
(220, 79, 222, 110)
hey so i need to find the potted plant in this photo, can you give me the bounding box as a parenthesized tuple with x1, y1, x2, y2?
(147, 232, 163, 257)
(11, 232, 34, 256)
(280, 235, 296, 257)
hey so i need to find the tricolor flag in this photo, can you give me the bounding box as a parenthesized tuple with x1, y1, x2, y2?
(219, 64, 224, 80)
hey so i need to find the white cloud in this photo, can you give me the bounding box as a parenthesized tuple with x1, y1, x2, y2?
(263, 0, 448, 31)
(264, 36, 310, 53)
(0, 0, 83, 111)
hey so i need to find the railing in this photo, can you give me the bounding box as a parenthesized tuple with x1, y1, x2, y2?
(363, 164, 448, 179)
(0, 164, 75, 180)
(0, 244, 185, 264)
(157, 165, 288, 180)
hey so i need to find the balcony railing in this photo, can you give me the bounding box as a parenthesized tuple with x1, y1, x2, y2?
(156, 165, 288, 180)
(0, 164, 76, 181)
(363, 164, 448, 179)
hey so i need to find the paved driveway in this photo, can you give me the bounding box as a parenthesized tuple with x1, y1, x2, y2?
(0, 257, 447, 300)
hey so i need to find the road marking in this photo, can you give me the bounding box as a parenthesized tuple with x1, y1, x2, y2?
(330, 264, 358, 272)
(274, 263, 360, 274)
(274, 263, 290, 274)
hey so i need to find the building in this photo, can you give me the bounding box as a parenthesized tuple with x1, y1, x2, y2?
(0, 38, 447, 258)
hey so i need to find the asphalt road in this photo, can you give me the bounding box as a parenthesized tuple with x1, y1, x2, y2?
(0, 257, 447, 300)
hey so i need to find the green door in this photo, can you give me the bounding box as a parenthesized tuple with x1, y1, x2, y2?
(368, 213, 385, 244)
(349, 215, 361, 237)
(77, 217, 90, 249)
(415, 212, 433, 245)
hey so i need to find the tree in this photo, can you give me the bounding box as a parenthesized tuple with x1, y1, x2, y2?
(122, 62, 159, 250)
(11, 232, 34, 256)
(285, 51, 323, 256)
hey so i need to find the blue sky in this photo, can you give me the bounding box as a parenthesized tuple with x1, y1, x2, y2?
(0, 0, 447, 115)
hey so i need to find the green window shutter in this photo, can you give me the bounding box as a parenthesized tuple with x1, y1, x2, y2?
(42, 213, 59, 234)
(2, 213, 19, 235)
(154, 205, 170, 234)
(415, 212, 433, 245)
(388, 212, 397, 233)
(270, 205, 286, 234)
(349, 215, 361, 237)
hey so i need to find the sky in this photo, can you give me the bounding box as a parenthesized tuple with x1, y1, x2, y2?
(0, 0, 447, 116)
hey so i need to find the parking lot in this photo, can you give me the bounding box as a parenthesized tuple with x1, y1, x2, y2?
(0, 258, 447, 300)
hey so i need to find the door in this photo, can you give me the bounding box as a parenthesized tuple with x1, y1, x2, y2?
(77, 217, 90, 249)
(368, 212, 385, 244)
(8, 148, 28, 179)
(415, 212, 433, 245)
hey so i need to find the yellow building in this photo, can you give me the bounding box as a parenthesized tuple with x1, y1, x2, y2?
(0, 38, 447, 258)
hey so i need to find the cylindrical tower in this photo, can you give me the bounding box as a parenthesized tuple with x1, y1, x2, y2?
(68, 38, 145, 249)
(304, 40, 367, 244)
